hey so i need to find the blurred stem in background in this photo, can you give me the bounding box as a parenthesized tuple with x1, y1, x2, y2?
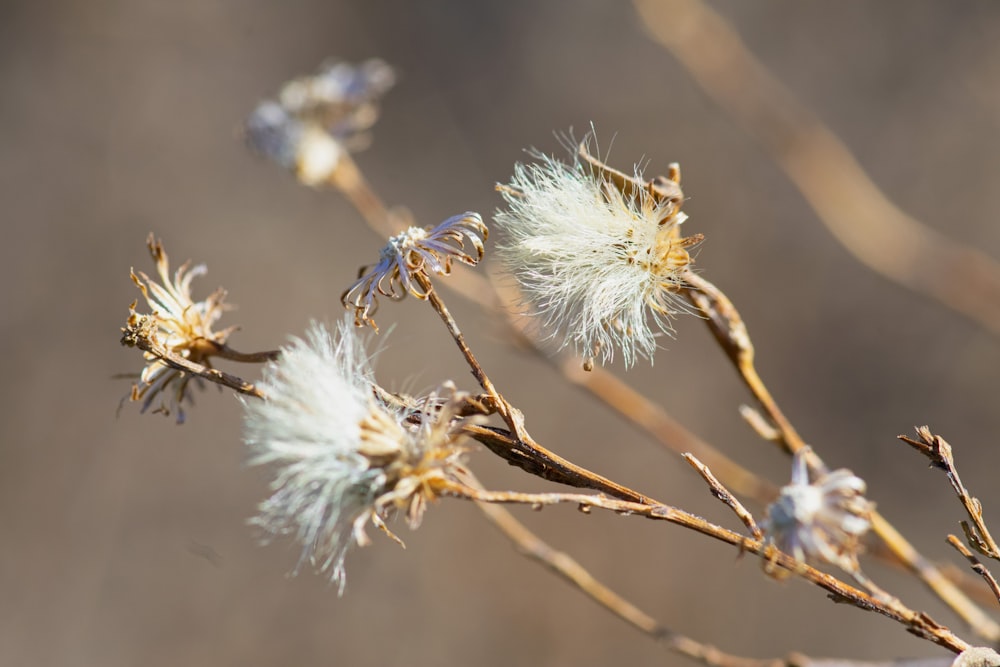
(633, 0, 1000, 338)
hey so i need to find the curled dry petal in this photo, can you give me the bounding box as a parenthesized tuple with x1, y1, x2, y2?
(341, 212, 488, 330)
(121, 235, 234, 423)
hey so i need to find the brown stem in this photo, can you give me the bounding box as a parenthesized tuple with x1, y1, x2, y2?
(556, 333, 781, 503)
(473, 493, 784, 667)
(327, 152, 399, 239)
(463, 423, 655, 505)
(900, 428, 1000, 561)
(681, 272, 805, 456)
(683, 453, 762, 539)
(948, 536, 1000, 609)
(210, 343, 281, 363)
(680, 272, 1000, 642)
(633, 0, 1000, 338)
(313, 107, 1000, 648)
(413, 271, 659, 505)
(438, 479, 970, 655)
(413, 272, 509, 422)
(121, 317, 265, 399)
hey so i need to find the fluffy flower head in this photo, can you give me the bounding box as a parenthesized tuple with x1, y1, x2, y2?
(122, 235, 234, 423)
(494, 139, 700, 368)
(243, 319, 472, 592)
(341, 212, 487, 330)
(244, 59, 395, 186)
(762, 447, 873, 574)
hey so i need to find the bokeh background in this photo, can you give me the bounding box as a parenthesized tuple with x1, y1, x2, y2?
(4, 1, 1000, 665)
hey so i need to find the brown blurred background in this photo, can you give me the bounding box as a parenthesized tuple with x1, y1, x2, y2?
(3, 1, 1000, 665)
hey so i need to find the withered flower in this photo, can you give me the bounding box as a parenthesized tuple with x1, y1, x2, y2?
(243, 319, 474, 592)
(121, 236, 235, 423)
(763, 447, 873, 574)
(244, 58, 395, 186)
(341, 212, 487, 330)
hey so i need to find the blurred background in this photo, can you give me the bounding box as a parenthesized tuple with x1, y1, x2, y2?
(3, 1, 1000, 665)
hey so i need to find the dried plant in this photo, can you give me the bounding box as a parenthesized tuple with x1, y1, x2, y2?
(116, 55, 1000, 667)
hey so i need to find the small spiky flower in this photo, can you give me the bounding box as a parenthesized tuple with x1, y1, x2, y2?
(762, 447, 873, 574)
(341, 212, 487, 330)
(121, 235, 234, 423)
(244, 58, 395, 186)
(243, 320, 474, 592)
(494, 139, 700, 368)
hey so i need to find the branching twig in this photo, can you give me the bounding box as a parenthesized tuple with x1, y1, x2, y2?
(471, 482, 784, 667)
(436, 479, 970, 654)
(318, 113, 995, 647)
(900, 428, 1000, 561)
(681, 272, 806, 457)
(948, 536, 1000, 608)
(121, 314, 266, 399)
(680, 271, 1000, 643)
(416, 270, 665, 508)
(683, 453, 762, 539)
(462, 423, 654, 504)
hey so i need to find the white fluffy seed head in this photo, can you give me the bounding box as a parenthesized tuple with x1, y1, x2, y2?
(494, 148, 695, 368)
(242, 319, 386, 591)
(243, 319, 474, 593)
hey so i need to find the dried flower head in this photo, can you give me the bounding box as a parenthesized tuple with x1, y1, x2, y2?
(244, 58, 395, 186)
(762, 447, 873, 574)
(121, 235, 235, 423)
(278, 58, 395, 131)
(244, 102, 344, 186)
(341, 212, 487, 330)
(243, 319, 474, 592)
(494, 137, 701, 368)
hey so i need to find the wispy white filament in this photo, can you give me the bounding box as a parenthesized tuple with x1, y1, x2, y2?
(495, 150, 690, 367)
(243, 319, 387, 591)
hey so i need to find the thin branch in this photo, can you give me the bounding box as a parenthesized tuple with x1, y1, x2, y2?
(412, 272, 512, 427)
(472, 484, 784, 667)
(900, 428, 1000, 560)
(681, 272, 805, 457)
(633, 0, 1000, 338)
(739, 405, 782, 443)
(462, 423, 656, 505)
(416, 270, 662, 506)
(680, 271, 1000, 643)
(948, 536, 1000, 608)
(683, 453, 762, 539)
(210, 344, 280, 363)
(551, 318, 781, 504)
(326, 152, 398, 240)
(306, 102, 996, 648)
(323, 126, 998, 619)
(436, 479, 970, 654)
(121, 314, 265, 399)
